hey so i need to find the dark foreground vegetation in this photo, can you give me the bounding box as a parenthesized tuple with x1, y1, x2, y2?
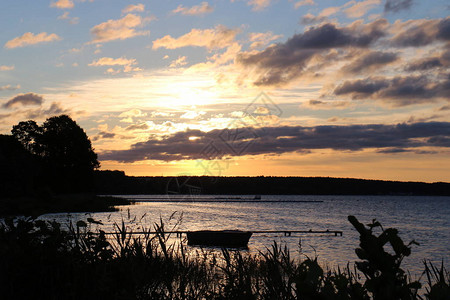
(95, 171, 450, 196)
(1, 216, 448, 300)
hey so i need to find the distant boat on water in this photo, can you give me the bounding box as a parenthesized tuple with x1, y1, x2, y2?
(186, 230, 253, 247)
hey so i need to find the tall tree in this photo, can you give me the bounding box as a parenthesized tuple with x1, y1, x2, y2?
(10, 115, 100, 193)
(40, 115, 99, 171)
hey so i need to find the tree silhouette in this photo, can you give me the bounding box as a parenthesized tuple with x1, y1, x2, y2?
(40, 115, 99, 171)
(11, 120, 41, 154)
(10, 115, 99, 193)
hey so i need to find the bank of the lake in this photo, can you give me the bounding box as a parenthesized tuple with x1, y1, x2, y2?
(0, 194, 131, 217)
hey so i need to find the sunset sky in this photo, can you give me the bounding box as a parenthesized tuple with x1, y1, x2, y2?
(1, 0, 449, 182)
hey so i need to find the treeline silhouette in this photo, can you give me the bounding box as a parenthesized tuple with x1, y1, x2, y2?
(94, 171, 450, 196)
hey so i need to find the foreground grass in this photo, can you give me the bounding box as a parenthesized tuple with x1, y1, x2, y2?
(0, 216, 448, 300)
(0, 194, 131, 217)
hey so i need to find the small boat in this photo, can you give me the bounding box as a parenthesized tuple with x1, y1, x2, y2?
(186, 230, 253, 247)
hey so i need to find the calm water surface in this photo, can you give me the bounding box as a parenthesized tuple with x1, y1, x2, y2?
(42, 195, 450, 276)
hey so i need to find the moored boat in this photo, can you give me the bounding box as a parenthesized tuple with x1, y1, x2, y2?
(186, 230, 252, 247)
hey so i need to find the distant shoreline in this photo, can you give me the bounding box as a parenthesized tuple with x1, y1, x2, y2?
(94, 170, 450, 196)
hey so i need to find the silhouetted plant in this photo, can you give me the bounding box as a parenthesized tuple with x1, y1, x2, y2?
(348, 215, 421, 300)
(423, 260, 450, 300)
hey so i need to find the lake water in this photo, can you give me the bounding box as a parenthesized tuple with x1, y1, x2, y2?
(41, 194, 450, 277)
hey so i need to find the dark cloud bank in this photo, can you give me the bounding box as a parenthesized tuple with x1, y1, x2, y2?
(238, 16, 450, 98)
(101, 122, 450, 162)
(333, 74, 450, 105)
(237, 20, 388, 86)
(2, 93, 43, 108)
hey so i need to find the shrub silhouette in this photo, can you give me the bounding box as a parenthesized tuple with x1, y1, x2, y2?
(348, 215, 421, 299)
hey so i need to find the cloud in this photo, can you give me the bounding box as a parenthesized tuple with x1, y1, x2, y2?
(169, 56, 188, 68)
(390, 18, 450, 47)
(50, 0, 74, 9)
(152, 25, 240, 50)
(57, 11, 79, 24)
(294, 0, 315, 9)
(126, 123, 149, 131)
(19, 102, 74, 120)
(118, 109, 147, 123)
(92, 131, 116, 141)
(0, 84, 20, 91)
(404, 57, 443, 71)
(300, 1, 363, 24)
(88, 56, 142, 73)
(172, 2, 214, 16)
(384, 0, 412, 13)
(42, 102, 70, 115)
(341, 51, 398, 73)
(344, 0, 381, 18)
(334, 77, 389, 97)
(300, 13, 327, 25)
(122, 4, 145, 14)
(90, 14, 149, 44)
(305, 99, 351, 110)
(333, 75, 450, 106)
(248, 31, 283, 49)
(180, 110, 206, 119)
(3, 93, 43, 109)
(0, 65, 14, 71)
(4, 32, 61, 49)
(318, 5, 343, 17)
(89, 57, 137, 66)
(437, 17, 450, 40)
(119, 109, 147, 118)
(237, 20, 388, 86)
(247, 0, 271, 11)
(101, 122, 450, 162)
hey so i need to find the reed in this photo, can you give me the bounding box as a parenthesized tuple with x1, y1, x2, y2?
(0, 216, 448, 299)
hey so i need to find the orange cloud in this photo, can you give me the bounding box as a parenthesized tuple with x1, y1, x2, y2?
(248, 0, 271, 11)
(5, 32, 61, 49)
(152, 25, 240, 50)
(50, 0, 74, 9)
(169, 56, 188, 68)
(89, 57, 141, 73)
(172, 2, 214, 16)
(294, 0, 315, 9)
(248, 31, 282, 49)
(89, 57, 137, 66)
(90, 14, 149, 43)
(344, 0, 381, 18)
(0, 65, 14, 71)
(122, 3, 145, 14)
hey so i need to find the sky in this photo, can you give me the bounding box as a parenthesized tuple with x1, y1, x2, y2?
(1, 0, 449, 182)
